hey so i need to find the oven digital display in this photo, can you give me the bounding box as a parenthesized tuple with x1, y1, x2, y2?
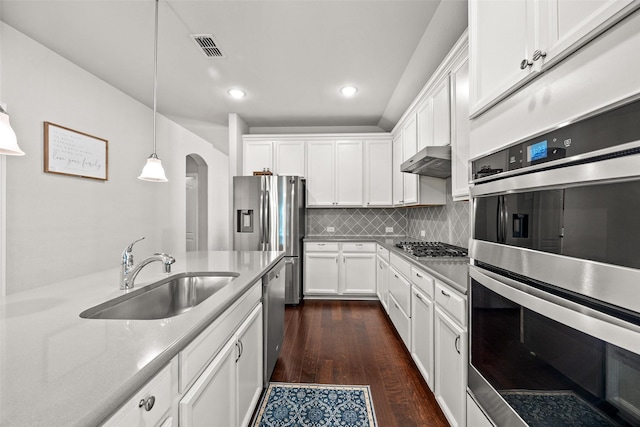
(527, 140, 548, 162)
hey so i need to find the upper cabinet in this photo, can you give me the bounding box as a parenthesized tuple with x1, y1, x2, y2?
(364, 139, 393, 207)
(243, 138, 305, 177)
(450, 49, 470, 201)
(416, 76, 451, 149)
(469, 0, 640, 117)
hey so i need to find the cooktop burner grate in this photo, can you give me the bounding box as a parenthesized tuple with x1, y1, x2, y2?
(395, 241, 468, 258)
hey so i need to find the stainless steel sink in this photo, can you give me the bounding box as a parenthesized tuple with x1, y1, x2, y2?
(80, 272, 240, 320)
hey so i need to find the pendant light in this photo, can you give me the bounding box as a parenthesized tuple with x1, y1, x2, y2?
(138, 0, 168, 182)
(0, 104, 25, 156)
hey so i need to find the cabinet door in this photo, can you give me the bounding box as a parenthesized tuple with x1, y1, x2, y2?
(342, 252, 376, 294)
(389, 292, 411, 349)
(543, 0, 637, 67)
(243, 140, 273, 176)
(434, 307, 467, 427)
(376, 256, 389, 313)
(304, 252, 339, 294)
(402, 115, 418, 160)
(451, 54, 470, 201)
(236, 305, 263, 427)
(392, 134, 404, 206)
(432, 75, 451, 146)
(306, 141, 335, 206)
(275, 140, 305, 177)
(411, 288, 434, 391)
(180, 338, 237, 427)
(417, 98, 433, 149)
(335, 140, 363, 206)
(364, 139, 392, 207)
(469, 0, 536, 116)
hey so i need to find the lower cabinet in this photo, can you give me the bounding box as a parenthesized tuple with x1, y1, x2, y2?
(411, 286, 434, 391)
(180, 304, 263, 427)
(388, 292, 411, 349)
(304, 242, 376, 297)
(434, 306, 467, 427)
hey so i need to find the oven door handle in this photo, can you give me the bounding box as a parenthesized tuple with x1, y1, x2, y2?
(496, 195, 506, 243)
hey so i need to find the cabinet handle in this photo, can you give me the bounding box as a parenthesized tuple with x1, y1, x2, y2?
(356, 243, 363, 247)
(394, 274, 399, 278)
(455, 335, 461, 354)
(416, 293, 424, 302)
(532, 49, 547, 62)
(235, 341, 242, 362)
(441, 289, 450, 297)
(416, 273, 423, 278)
(379, 262, 383, 269)
(318, 243, 325, 246)
(520, 58, 533, 69)
(335, 257, 338, 263)
(138, 396, 156, 412)
(394, 302, 399, 309)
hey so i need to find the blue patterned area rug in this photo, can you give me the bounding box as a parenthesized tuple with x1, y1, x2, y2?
(252, 382, 378, 427)
(501, 390, 617, 427)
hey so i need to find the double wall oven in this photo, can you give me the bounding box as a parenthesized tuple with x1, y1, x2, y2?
(468, 97, 640, 426)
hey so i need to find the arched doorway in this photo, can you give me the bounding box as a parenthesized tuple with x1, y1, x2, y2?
(186, 154, 208, 251)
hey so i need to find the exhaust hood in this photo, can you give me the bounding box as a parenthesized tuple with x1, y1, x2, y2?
(400, 145, 451, 178)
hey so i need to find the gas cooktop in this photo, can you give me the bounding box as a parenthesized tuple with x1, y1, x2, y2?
(395, 241, 468, 258)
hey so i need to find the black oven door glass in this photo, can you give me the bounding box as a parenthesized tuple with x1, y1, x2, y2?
(473, 181, 640, 269)
(471, 279, 640, 426)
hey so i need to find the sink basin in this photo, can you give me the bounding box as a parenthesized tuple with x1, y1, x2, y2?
(80, 272, 240, 320)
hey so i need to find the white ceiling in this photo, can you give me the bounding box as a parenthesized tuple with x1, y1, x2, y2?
(0, 0, 468, 154)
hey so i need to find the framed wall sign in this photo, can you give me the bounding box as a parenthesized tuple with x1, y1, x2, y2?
(44, 122, 108, 181)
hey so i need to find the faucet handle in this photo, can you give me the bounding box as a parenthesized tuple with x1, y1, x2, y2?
(122, 237, 145, 267)
(126, 237, 146, 253)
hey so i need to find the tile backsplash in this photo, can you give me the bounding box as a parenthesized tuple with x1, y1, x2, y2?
(306, 179, 470, 248)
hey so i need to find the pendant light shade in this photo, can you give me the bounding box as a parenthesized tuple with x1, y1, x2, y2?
(138, 0, 168, 182)
(0, 106, 25, 156)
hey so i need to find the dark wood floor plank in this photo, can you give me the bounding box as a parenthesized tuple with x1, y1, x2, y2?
(271, 300, 449, 426)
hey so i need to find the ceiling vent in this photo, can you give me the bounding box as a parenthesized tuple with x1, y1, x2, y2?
(189, 34, 225, 58)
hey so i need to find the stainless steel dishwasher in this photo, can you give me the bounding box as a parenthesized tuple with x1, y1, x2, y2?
(262, 259, 285, 385)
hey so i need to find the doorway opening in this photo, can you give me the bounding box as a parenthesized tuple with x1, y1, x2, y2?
(186, 154, 208, 251)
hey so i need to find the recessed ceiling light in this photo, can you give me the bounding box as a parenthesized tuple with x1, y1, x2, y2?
(228, 89, 246, 99)
(340, 86, 358, 97)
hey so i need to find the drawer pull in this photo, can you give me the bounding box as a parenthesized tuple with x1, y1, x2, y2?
(455, 336, 461, 354)
(416, 293, 424, 302)
(356, 243, 363, 247)
(318, 243, 325, 246)
(139, 396, 155, 412)
(394, 274, 399, 278)
(441, 289, 450, 297)
(416, 273, 423, 278)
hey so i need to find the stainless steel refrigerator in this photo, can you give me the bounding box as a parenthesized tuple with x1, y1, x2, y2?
(233, 175, 305, 304)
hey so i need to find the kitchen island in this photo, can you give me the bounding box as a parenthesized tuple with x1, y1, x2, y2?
(0, 250, 283, 426)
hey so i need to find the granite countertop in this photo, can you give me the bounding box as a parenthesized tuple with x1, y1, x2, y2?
(0, 250, 284, 427)
(305, 236, 469, 294)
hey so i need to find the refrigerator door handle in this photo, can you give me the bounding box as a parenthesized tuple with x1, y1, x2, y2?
(265, 189, 271, 250)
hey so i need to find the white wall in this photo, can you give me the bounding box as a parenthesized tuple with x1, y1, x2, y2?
(1, 23, 229, 294)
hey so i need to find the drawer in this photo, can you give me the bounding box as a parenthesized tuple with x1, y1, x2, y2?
(103, 362, 173, 427)
(342, 242, 376, 252)
(390, 252, 411, 279)
(376, 244, 390, 262)
(410, 266, 434, 299)
(389, 293, 411, 349)
(435, 281, 466, 326)
(305, 242, 339, 252)
(179, 282, 261, 392)
(389, 266, 411, 316)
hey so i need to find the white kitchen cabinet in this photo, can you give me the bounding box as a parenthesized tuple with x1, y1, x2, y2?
(306, 140, 336, 206)
(389, 292, 411, 349)
(432, 75, 451, 147)
(411, 281, 435, 391)
(335, 140, 364, 206)
(401, 117, 419, 205)
(180, 336, 237, 427)
(342, 251, 376, 295)
(435, 306, 467, 427)
(469, 0, 639, 117)
(417, 98, 433, 150)
(180, 305, 262, 427)
(450, 50, 470, 201)
(103, 361, 175, 427)
(376, 255, 390, 313)
(275, 140, 305, 177)
(306, 140, 363, 207)
(304, 242, 376, 297)
(467, 393, 494, 427)
(392, 134, 404, 205)
(304, 250, 340, 294)
(364, 139, 392, 206)
(243, 140, 273, 175)
(236, 305, 263, 427)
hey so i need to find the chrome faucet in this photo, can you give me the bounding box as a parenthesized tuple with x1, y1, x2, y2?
(120, 237, 175, 290)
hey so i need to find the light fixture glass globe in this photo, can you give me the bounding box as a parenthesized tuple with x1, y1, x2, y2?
(138, 154, 168, 182)
(228, 89, 246, 99)
(0, 111, 25, 156)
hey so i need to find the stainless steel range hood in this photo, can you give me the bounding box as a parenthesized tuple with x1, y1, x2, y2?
(400, 145, 451, 178)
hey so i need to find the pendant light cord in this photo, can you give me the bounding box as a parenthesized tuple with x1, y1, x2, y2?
(152, 0, 159, 156)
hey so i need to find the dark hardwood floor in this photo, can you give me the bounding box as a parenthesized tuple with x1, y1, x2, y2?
(270, 300, 449, 427)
